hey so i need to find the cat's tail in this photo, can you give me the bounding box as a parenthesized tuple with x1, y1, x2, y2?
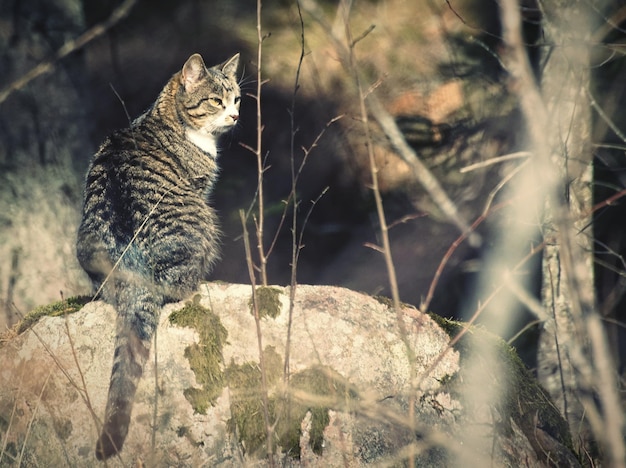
(96, 283, 162, 460)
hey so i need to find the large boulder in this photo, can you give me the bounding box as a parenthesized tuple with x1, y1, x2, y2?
(0, 284, 577, 466)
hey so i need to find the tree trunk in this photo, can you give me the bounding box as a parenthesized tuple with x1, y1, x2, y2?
(536, 1, 624, 464)
(499, 0, 624, 464)
(536, 0, 595, 444)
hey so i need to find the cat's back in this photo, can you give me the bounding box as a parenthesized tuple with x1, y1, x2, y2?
(81, 123, 215, 243)
(86, 117, 215, 206)
(89, 120, 185, 180)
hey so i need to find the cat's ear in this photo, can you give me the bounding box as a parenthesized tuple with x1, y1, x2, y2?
(182, 54, 208, 92)
(219, 53, 240, 80)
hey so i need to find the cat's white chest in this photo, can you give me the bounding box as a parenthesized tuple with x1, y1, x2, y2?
(186, 129, 217, 156)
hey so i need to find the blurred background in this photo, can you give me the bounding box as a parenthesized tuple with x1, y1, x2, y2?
(1, 0, 625, 379)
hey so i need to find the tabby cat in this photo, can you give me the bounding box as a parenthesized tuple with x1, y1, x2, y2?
(76, 52, 240, 460)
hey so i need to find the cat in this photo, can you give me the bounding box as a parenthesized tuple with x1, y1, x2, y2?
(76, 52, 240, 460)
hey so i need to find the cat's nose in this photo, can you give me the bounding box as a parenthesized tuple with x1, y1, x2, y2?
(230, 114, 239, 122)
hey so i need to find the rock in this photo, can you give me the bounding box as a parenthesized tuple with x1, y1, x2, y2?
(0, 284, 577, 466)
(0, 0, 94, 328)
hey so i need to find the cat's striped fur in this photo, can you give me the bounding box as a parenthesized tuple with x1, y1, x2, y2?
(76, 53, 240, 460)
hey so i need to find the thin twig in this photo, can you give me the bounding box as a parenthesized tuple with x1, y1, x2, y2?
(19, 316, 99, 418)
(109, 83, 138, 149)
(421, 199, 512, 312)
(482, 158, 529, 216)
(265, 116, 343, 264)
(459, 151, 531, 173)
(417, 240, 547, 391)
(586, 313, 624, 460)
(506, 318, 543, 345)
(367, 95, 481, 246)
(587, 87, 626, 144)
(286, 0, 307, 382)
(239, 210, 274, 466)
(0, 369, 23, 463)
(255, 0, 268, 286)
(343, 8, 401, 314)
(301, 0, 479, 246)
(152, 323, 158, 453)
(340, 4, 419, 465)
(503, 270, 549, 321)
(499, 0, 625, 464)
(350, 24, 375, 47)
(63, 312, 100, 434)
(18, 370, 52, 466)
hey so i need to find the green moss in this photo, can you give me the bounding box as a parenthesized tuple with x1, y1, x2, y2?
(249, 287, 282, 319)
(498, 341, 572, 445)
(225, 347, 358, 459)
(169, 296, 228, 414)
(0, 414, 8, 434)
(225, 346, 283, 455)
(170, 295, 356, 458)
(3, 441, 18, 460)
(15, 296, 91, 335)
(52, 417, 72, 441)
(181, 387, 211, 415)
(373, 295, 413, 310)
(427, 311, 576, 459)
(277, 366, 358, 456)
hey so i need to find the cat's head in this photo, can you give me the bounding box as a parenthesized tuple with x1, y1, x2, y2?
(177, 53, 241, 136)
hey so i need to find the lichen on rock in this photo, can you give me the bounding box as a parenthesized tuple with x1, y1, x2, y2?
(168, 295, 228, 414)
(249, 286, 283, 319)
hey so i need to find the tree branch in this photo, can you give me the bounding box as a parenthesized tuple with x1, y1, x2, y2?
(0, 0, 138, 105)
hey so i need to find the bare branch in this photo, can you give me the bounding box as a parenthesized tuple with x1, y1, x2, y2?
(421, 199, 512, 312)
(367, 95, 481, 246)
(254, 0, 268, 285)
(459, 151, 531, 173)
(239, 209, 275, 465)
(0, 0, 138, 105)
(301, 0, 480, 246)
(351, 24, 376, 47)
(587, 87, 626, 144)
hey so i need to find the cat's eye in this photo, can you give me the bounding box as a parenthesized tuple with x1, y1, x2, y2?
(234, 96, 241, 104)
(209, 97, 223, 107)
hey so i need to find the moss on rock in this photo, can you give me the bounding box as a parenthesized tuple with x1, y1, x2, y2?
(276, 365, 358, 457)
(249, 287, 282, 319)
(426, 312, 576, 462)
(169, 295, 228, 414)
(169, 295, 357, 459)
(52, 417, 73, 441)
(225, 345, 358, 459)
(13, 296, 91, 335)
(225, 346, 283, 455)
